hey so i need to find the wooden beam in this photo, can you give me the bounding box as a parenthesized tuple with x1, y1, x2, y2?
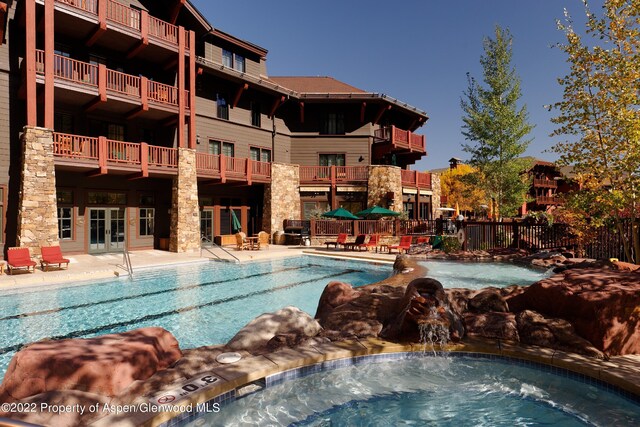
(127, 42, 148, 59)
(231, 83, 248, 108)
(299, 102, 304, 124)
(360, 102, 367, 123)
(188, 30, 197, 149)
(161, 116, 178, 127)
(164, 58, 178, 71)
(177, 26, 185, 148)
(25, 0, 37, 126)
(86, 0, 107, 46)
(169, 0, 186, 24)
(126, 105, 148, 120)
(372, 104, 391, 125)
(269, 96, 285, 118)
(44, 0, 55, 129)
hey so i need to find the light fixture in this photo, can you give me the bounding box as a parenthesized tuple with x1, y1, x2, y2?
(358, 156, 364, 162)
(196, 134, 201, 145)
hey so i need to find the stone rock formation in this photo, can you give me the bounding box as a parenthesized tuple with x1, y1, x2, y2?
(226, 306, 322, 352)
(0, 327, 182, 403)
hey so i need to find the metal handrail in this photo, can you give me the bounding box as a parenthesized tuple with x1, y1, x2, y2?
(201, 235, 240, 263)
(119, 243, 134, 277)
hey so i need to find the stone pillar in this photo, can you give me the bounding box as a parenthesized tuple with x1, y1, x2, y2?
(431, 173, 442, 219)
(169, 148, 200, 252)
(263, 163, 300, 237)
(367, 165, 403, 212)
(17, 126, 59, 254)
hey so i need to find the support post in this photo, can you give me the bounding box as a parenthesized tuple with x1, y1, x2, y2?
(177, 26, 185, 148)
(25, 0, 37, 126)
(44, 0, 55, 129)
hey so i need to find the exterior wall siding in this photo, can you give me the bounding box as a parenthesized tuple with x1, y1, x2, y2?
(290, 136, 371, 166)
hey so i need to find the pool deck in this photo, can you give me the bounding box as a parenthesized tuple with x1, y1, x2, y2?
(0, 245, 397, 291)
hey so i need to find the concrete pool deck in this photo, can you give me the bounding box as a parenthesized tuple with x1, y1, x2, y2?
(0, 245, 398, 290)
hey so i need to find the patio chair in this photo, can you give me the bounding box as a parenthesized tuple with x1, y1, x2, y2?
(389, 235, 413, 254)
(364, 234, 381, 251)
(344, 234, 367, 251)
(258, 231, 270, 249)
(40, 245, 70, 271)
(235, 232, 251, 251)
(7, 247, 37, 274)
(325, 233, 348, 249)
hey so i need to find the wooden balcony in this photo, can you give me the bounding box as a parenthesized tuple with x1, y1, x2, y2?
(374, 126, 426, 152)
(35, 50, 189, 116)
(533, 178, 558, 188)
(401, 170, 432, 189)
(535, 196, 563, 205)
(52, 132, 178, 178)
(299, 166, 369, 187)
(49, 0, 189, 51)
(195, 153, 271, 185)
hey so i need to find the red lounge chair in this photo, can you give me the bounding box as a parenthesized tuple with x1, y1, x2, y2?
(40, 246, 70, 271)
(389, 235, 413, 254)
(344, 234, 367, 251)
(364, 234, 380, 251)
(325, 233, 348, 249)
(7, 247, 37, 274)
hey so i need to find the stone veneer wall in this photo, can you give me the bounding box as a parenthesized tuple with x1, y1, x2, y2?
(367, 165, 403, 212)
(431, 173, 442, 218)
(169, 148, 201, 252)
(16, 127, 59, 255)
(263, 163, 300, 237)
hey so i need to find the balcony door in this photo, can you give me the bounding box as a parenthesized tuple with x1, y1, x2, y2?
(89, 208, 126, 253)
(200, 209, 214, 245)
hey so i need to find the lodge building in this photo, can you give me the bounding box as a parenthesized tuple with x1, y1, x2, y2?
(0, 0, 437, 255)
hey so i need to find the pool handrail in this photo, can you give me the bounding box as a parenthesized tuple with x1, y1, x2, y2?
(201, 235, 240, 263)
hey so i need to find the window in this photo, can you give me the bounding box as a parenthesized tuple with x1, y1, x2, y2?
(222, 49, 233, 68)
(321, 112, 345, 135)
(107, 124, 125, 141)
(54, 112, 74, 134)
(208, 140, 221, 155)
(58, 207, 72, 240)
(139, 194, 155, 206)
(222, 49, 245, 72)
(139, 208, 155, 236)
(319, 153, 345, 167)
(222, 142, 234, 157)
(302, 201, 330, 220)
(251, 102, 261, 127)
(216, 93, 229, 120)
(250, 147, 271, 163)
(87, 192, 127, 205)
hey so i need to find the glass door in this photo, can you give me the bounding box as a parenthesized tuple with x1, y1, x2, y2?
(89, 208, 126, 253)
(200, 209, 214, 245)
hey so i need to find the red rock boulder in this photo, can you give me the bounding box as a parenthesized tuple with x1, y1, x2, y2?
(0, 327, 182, 402)
(508, 268, 640, 356)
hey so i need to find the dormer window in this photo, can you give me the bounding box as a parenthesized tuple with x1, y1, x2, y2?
(222, 49, 246, 72)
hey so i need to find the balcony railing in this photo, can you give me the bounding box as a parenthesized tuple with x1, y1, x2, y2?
(299, 165, 368, 186)
(401, 170, 432, 189)
(196, 153, 272, 183)
(55, 0, 187, 49)
(533, 178, 558, 188)
(536, 196, 563, 205)
(374, 125, 425, 152)
(52, 132, 178, 173)
(36, 50, 187, 110)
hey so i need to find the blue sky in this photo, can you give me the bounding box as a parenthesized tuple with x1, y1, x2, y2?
(191, 0, 598, 171)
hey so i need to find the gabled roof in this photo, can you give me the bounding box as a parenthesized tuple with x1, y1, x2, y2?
(268, 76, 366, 94)
(209, 28, 268, 59)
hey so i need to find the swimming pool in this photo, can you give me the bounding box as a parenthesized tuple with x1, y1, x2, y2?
(0, 256, 388, 378)
(420, 260, 549, 289)
(201, 354, 640, 426)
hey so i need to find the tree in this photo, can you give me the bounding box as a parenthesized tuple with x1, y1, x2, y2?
(551, 0, 640, 263)
(440, 164, 487, 214)
(461, 26, 534, 218)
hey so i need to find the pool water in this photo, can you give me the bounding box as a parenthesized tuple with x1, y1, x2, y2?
(202, 356, 640, 427)
(420, 260, 550, 289)
(0, 256, 387, 378)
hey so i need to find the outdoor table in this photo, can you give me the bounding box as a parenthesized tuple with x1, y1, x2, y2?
(377, 244, 390, 253)
(245, 236, 260, 250)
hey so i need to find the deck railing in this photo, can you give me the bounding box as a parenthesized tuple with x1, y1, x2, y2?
(107, 140, 141, 164)
(195, 153, 272, 182)
(148, 145, 178, 168)
(374, 125, 425, 152)
(106, 69, 140, 96)
(533, 178, 558, 188)
(58, 0, 98, 13)
(148, 15, 178, 44)
(36, 51, 99, 86)
(299, 165, 368, 185)
(106, 0, 140, 30)
(401, 170, 432, 189)
(53, 132, 99, 159)
(536, 196, 562, 205)
(148, 80, 178, 106)
(252, 160, 272, 178)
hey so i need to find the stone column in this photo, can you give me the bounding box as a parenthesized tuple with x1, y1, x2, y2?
(367, 165, 403, 212)
(169, 148, 200, 252)
(16, 126, 59, 254)
(431, 173, 442, 219)
(263, 163, 300, 238)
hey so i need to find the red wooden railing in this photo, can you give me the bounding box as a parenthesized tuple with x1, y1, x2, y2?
(299, 166, 367, 184)
(148, 15, 178, 44)
(335, 166, 368, 181)
(107, 140, 140, 164)
(148, 145, 178, 168)
(58, 0, 98, 13)
(225, 156, 247, 175)
(148, 81, 178, 106)
(394, 127, 409, 144)
(106, 0, 141, 30)
(417, 171, 432, 187)
(299, 166, 331, 183)
(36, 50, 99, 86)
(252, 160, 271, 178)
(374, 126, 425, 152)
(195, 153, 271, 182)
(536, 196, 562, 205)
(401, 170, 432, 189)
(196, 153, 221, 172)
(53, 132, 99, 159)
(106, 69, 140, 96)
(533, 178, 558, 188)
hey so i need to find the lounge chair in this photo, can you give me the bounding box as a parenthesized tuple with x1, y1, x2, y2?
(258, 231, 270, 249)
(389, 235, 413, 254)
(40, 246, 70, 271)
(325, 233, 348, 249)
(7, 247, 37, 274)
(344, 234, 367, 251)
(235, 232, 251, 250)
(364, 234, 381, 251)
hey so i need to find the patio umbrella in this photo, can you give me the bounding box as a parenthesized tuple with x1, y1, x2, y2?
(455, 202, 460, 217)
(355, 205, 401, 219)
(322, 207, 360, 220)
(230, 209, 242, 233)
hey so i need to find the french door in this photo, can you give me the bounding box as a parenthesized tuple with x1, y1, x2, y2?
(89, 208, 126, 253)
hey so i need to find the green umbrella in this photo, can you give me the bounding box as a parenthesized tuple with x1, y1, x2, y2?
(230, 209, 242, 233)
(322, 207, 360, 220)
(355, 205, 401, 218)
